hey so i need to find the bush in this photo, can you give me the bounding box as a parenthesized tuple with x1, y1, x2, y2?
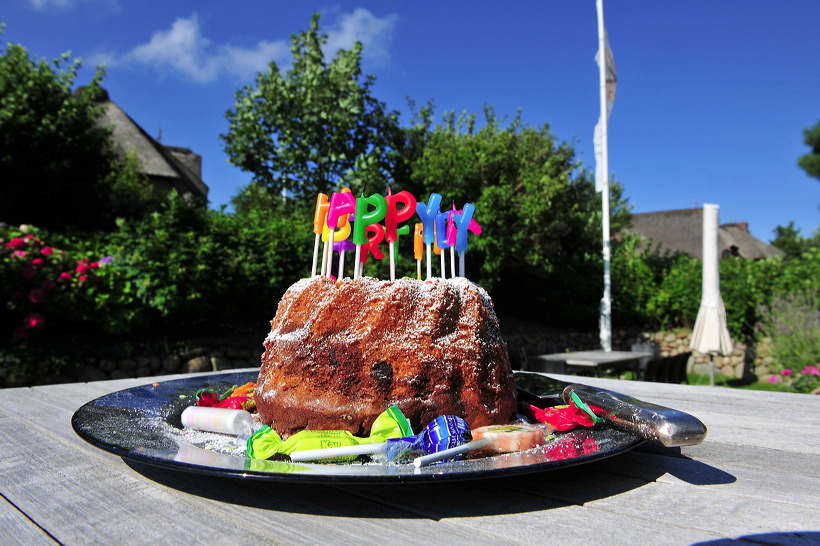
(103, 193, 311, 333)
(756, 289, 820, 393)
(0, 223, 127, 341)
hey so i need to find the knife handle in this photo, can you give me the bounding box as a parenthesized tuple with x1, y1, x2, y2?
(561, 384, 708, 447)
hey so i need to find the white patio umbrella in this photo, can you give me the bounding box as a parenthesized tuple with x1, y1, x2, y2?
(690, 203, 734, 386)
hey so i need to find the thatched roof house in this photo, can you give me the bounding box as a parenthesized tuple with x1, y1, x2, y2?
(626, 208, 784, 259)
(80, 87, 208, 200)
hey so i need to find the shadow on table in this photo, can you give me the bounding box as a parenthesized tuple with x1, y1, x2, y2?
(693, 531, 820, 545)
(123, 447, 732, 519)
(634, 443, 737, 486)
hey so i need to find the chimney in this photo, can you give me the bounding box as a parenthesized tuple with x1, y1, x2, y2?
(736, 222, 748, 233)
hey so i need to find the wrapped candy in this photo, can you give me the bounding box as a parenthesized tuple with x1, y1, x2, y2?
(382, 415, 471, 464)
(195, 382, 256, 411)
(527, 393, 607, 431)
(246, 405, 414, 460)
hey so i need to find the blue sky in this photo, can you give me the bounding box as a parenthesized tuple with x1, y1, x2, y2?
(4, 0, 819, 242)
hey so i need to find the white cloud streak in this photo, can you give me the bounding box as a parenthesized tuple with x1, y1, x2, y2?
(324, 8, 398, 66)
(26, 0, 119, 11)
(120, 9, 397, 85)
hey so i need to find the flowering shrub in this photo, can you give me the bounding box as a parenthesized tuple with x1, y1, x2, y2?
(756, 289, 820, 394)
(767, 365, 820, 394)
(0, 223, 122, 341)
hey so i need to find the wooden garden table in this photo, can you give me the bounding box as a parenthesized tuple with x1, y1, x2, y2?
(1, 369, 818, 544)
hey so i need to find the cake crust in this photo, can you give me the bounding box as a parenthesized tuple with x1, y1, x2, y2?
(255, 276, 517, 437)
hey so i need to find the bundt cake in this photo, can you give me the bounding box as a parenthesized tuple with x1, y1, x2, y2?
(254, 276, 516, 437)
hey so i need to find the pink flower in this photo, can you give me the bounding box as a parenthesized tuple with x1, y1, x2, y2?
(58, 272, 72, 281)
(90, 261, 100, 269)
(768, 375, 779, 384)
(12, 250, 26, 258)
(5, 237, 27, 249)
(802, 365, 820, 376)
(31, 257, 44, 267)
(41, 246, 54, 256)
(79, 274, 87, 282)
(76, 263, 91, 274)
(12, 327, 28, 339)
(23, 313, 45, 329)
(781, 369, 792, 376)
(28, 288, 46, 304)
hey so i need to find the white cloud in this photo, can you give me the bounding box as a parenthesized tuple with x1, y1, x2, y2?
(121, 9, 397, 84)
(324, 8, 398, 66)
(26, 0, 119, 11)
(125, 14, 220, 83)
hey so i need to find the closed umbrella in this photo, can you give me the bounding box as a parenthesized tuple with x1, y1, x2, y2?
(690, 203, 734, 386)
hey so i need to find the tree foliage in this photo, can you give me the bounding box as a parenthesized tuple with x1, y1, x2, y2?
(798, 121, 820, 181)
(0, 30, 158, 231)
(0, 33, 113, 230)
(222, 13, 404, 201)
(771, 221, 820, 258)
(404, 105, 631, 326)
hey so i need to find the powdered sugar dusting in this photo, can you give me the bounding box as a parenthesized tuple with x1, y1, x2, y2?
(255, 275, 516, 436)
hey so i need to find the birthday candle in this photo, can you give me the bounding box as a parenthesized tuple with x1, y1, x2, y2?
(325, 190, 355, 278)
(414, 223, 424, 280)
(416, 193, 441, 280)
(312, 194, 329, 276)
(450, 203, 482, 277)
(352, 194, 388, 279)
(385, 189, 417, 281)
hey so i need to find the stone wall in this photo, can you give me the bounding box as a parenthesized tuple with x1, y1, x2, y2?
(501, 317, 756, 380)
(7, 322, 771, 388)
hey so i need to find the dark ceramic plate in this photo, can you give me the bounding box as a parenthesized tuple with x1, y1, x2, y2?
(71, 370, 645, 483)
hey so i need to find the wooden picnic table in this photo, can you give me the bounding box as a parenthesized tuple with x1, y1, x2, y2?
(1, 369, 818, 544)
(528, 350, 653, 377)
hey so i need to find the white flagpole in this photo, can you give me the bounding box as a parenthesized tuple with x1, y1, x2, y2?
(597, 0, 612, 352)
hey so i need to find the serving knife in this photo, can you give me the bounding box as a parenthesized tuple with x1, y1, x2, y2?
(514, 372, 707, 448)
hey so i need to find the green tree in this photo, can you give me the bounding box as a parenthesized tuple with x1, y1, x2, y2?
(405, 105, 631, 326)
(0, 31, 117, 231)
(798, 121, 820, 181)
(222, 13, 404, 202)
(771, 221, 820, 258)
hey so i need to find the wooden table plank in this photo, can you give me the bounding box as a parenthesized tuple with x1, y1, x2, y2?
(1, 370, 818, 544)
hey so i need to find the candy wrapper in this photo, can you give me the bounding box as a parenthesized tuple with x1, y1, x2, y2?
(196, 382, 256, 411)
(380, 414, 472, 464)
(246, 405, 414, 460)
(527, 392, 607, 431)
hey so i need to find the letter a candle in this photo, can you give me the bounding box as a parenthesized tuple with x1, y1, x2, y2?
(325, 189, 355, 278)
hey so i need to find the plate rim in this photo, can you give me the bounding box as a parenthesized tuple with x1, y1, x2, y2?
(71, 370, 646, 484)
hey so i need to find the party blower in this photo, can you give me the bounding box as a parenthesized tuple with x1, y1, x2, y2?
(514, 373, 708, 448)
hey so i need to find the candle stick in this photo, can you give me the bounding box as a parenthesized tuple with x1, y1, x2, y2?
(434, 211, 451, 278)
(334, 237, 355, 279)
(416, 193, 441, 280)
(352, 193, 388, 279)
(385, 189, 417, 281)
(446, 206, 458, 277)
(359, 223, 386, 278)
(414, 223, 424, 280)
(326, 190, 355, 278)
(451, 203, 482, 278)
(312, 194, 329, 276)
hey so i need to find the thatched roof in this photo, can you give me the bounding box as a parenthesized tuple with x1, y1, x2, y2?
(80, 87, 208, 199)
(626, 208, 784, 260)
